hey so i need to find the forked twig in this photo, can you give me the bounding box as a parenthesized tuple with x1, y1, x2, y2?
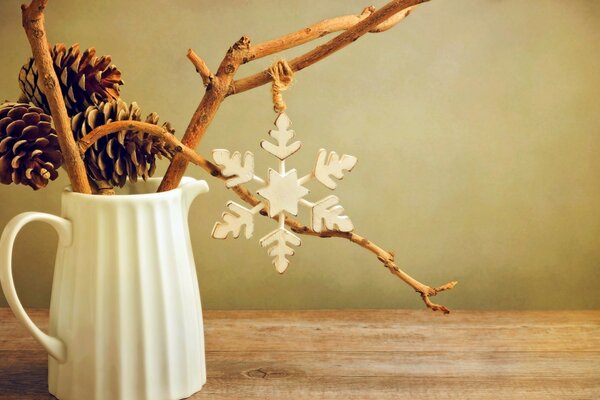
(243, 5, 415, 62)
(158, 0, 430, 192)
(230, 3, 421, 95)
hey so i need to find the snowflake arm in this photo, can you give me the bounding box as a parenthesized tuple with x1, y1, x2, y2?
(259, 216, 302, 274)
(311, 195, 354, 232)
(313, 148, 358, 189)
(299, 198, 314, 208)
(212, 149, 261, 188)
(260, 113, 301, 160)
(211, 201, 261, 239)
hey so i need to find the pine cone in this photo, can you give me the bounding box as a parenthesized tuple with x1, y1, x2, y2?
(0, 103, 62, 190)
(19, 43, 123, 116)
(71, 99, 175, 188)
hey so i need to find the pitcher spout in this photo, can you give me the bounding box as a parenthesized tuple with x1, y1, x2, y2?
(181, 179, 209, 209)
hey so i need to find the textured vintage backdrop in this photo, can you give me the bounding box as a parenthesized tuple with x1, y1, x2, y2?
(0, 0, 599, 309)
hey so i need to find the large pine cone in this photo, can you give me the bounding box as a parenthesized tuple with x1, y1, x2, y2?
(71, 99, 175, 188)
(19, 43, 123, 116)
(0, 103, 62, 190)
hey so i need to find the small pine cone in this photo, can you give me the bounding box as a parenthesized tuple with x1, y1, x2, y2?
(71, 99, 176, 188)
(0, 103, 62, 190)
(18, 43, 123, 116)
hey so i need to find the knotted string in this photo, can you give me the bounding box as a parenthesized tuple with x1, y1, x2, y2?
(268, 59, 294, 114)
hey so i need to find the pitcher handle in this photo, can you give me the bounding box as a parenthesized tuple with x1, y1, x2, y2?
(0, 212, 71, 363)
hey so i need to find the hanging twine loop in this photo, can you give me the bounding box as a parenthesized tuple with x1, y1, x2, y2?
(268, 59, 294, 114)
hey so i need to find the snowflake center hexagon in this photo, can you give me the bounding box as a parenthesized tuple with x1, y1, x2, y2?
(257, 168, 309, 217)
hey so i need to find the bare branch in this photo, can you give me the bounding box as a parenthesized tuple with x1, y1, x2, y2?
(229, 0, 427, 96)
(246, 6, 375, 62)
(285, 215, 457, 313)
(157, 36, 251, 192)
(245, 4, 415, 62)
(187, 49, 213, 87)
(77, 120, 221, 177)
(21, 0, 92, 194)
(223, 177, 456, 312)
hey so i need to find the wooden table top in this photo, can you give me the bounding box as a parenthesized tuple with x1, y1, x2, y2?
(0, 309, 598, 399)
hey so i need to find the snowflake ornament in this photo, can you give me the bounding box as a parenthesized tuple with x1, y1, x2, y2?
(211, 113, 357, 273)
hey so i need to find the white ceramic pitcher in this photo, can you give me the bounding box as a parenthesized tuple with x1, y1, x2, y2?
(0, 177, 209, 400)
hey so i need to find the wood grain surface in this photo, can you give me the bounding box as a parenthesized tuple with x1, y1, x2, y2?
(0, 309, 598, 399)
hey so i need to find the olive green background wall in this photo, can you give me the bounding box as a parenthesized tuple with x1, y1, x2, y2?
(0, 0, 599, 310)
